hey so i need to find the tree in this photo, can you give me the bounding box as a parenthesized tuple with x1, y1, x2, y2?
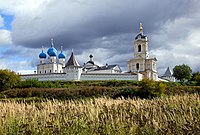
(0, 69, 21, 91)
(190, 72, 200, 81)
(173, 64, 192, 82)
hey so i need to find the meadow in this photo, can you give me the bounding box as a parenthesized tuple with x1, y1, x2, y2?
(0, 94, 199, 135)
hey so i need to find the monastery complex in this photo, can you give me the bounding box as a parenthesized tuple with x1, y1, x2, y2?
(21, 23, 175, 82)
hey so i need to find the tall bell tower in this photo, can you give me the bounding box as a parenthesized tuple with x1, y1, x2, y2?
(128, 23, 158, 81)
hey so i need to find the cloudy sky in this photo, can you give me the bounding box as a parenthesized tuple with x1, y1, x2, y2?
(0, 0, 200, 76)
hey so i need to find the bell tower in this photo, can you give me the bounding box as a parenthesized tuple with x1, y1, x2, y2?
(134, 23, 149, 59)
(128, 23, 158, 81)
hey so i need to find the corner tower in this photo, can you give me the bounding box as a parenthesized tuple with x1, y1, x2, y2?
(64, 51, 82, 80)
(128, 23, 158, 81)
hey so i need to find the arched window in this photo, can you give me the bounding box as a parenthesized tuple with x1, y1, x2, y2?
(50, 70, 51, 73)
(136, 63, 139, 70)
(138, 45, 141, 52)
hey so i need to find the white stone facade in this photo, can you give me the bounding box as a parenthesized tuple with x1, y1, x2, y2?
(37, 63, 63, 74)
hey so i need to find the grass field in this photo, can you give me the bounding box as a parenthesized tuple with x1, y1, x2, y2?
(0, 94, 199, 135)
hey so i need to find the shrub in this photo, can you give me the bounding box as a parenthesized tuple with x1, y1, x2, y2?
(0, 69, 21, 91)
(138, 79, 166, 98)
(194, 75, 200, 86)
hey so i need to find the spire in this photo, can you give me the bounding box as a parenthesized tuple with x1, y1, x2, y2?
(65, 51, 80, 67)
(140, 22, 143, 33)
(41, 46, 44, 52)
(51, 38, 54, 47)
(61, 46, 63, 52)
(163, 67, 172, 77)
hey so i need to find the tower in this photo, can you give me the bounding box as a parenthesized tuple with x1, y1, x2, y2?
(128, 23, 158, 80)
(161, 67, 175, 82)
(64, 51, 82, 80)
(134, 23, 149, 59)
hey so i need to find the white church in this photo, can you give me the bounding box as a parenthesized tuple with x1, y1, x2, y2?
(21, 23, 174, 82)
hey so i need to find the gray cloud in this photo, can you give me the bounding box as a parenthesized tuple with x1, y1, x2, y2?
(11, 0, 200, 50)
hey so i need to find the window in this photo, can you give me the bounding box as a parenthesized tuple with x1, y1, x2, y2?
(136, 63, 139, 70)
(50, 70, 51, 73)
(138, 45, 141, 52)
(40, 71, 41, 74)
(147, 64, 150, 69)
(45, 70, 46, 73)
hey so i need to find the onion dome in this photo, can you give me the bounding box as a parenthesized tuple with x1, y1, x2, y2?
(47, 47, 57, 56)
(47, 38, 57, 56)
(39, 50, 47, 58)
(86, 54, 94, 65)
(58, 51, 65, 59)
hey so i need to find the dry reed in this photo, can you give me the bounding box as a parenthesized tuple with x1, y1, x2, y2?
(0, 94, 199, 134)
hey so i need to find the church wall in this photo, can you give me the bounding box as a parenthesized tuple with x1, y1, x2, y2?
(161, 76, 176, 82)
(81, 73, 142, 81)
(86, 69, 120, 74)
(21, 72, 143, 81)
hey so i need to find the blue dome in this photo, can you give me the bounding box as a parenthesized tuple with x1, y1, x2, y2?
(47, 47, 57, 56)
(58, 51, 65, 59)
(39, 50, 47, 58)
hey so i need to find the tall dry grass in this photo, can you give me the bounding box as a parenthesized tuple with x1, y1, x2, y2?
(0, 94, 199, 134)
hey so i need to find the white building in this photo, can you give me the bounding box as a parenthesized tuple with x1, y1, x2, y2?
(21, 23, 163, 81)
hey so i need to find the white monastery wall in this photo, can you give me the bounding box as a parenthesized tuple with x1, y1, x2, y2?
(21, 73, 143, 81)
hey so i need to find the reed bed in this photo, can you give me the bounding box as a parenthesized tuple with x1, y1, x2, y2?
(0, 94, 199, 135)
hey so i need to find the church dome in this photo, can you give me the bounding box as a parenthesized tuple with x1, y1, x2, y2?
(47, 47, 57, 56)
(58, 51, 65, 59)
(39, 50, 47, 58)
(135, 22, 147, 40)
(135, 33, 146, 40)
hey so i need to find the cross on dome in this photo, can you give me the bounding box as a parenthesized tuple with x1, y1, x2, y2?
(51, 38, 54, 47)
(140, 22, 143, 33)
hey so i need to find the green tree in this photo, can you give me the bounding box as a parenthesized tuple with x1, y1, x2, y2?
(0, 69, 21, 91)
(173, 64, 192, 82)
(190, 72, 200, 81)
(194, 74, 200, 85)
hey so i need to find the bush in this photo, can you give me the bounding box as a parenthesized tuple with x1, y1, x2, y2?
(195, 75, 200, 86)
(0, 69, 21, 91)
(138, 79, 166, 98)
